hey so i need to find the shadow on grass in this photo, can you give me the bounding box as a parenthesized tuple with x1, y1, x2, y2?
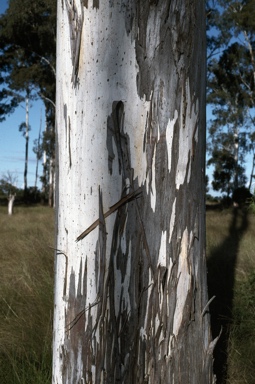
(207, 207, 249, 384)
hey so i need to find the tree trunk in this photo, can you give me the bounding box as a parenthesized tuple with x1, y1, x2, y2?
(24, 91, 29, 198)
(8, 194, 15, 215)
(42, 113, 48, 201)
(248, 152, 255, 191)
(53, 1, 215, 383)
(35, 108, 42, 189)
(233, 126, 239, 190)
(48, 156, 55, 207)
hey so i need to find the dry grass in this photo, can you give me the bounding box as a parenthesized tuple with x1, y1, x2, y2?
(0, 204, 254, 383)
(0, 205, 54, 384)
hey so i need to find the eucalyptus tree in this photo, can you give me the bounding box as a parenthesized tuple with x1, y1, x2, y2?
(206, 0, 255, 193)
(53, 1, 215, 383)
(207, 43, 250, 192)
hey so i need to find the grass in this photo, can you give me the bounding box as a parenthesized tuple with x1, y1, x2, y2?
(0, 204, 255, 383)
(0, 205, 54, 384)
(227, 272, 255, 384)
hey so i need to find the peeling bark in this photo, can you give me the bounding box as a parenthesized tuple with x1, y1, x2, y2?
(53, 1, 214, 383)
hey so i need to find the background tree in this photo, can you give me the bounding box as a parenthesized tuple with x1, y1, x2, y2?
(0, 171, 19, 214)
(53, 1, 215, 382)
(208, 146, 247, 196)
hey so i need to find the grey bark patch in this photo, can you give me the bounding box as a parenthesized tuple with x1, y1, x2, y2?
(93, 0, 99, 9)
(65, 0, 83, 86)
(62, 259, 89, 382)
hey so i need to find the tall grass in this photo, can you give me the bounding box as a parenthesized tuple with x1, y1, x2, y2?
(0, 205, 54, 384)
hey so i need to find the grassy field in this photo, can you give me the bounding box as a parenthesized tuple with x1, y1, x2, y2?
(0, 204, 254, 383)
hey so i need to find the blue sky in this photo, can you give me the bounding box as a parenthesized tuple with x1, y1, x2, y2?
(0, 0, 45, 189)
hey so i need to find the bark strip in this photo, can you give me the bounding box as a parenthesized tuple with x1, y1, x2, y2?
(76, 188, 142, 242)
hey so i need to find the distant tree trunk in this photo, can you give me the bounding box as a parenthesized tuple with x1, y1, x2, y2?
(35, 109, 42, 189)
(53, 1, 215, 383)
(24, 90, 29, 198)
(233, 126, 239, 190)
(8, 194, 15, 215)
(248, 151, 255, 191)
(41, 113, 48, 201)
(48, 156, 55, 207)
(42, 108, 55, 207)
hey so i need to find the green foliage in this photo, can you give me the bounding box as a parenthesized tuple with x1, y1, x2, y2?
(208, 42, 253, 114)
(0, 88, 20, 122)
(222, 0, 255, 36)
(207, 133, 247, 195)
(19, 121, 31, 137)
(0, 171, 19, 197)
(0, 180, 17, 196)
(0, 206, 54, 383)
